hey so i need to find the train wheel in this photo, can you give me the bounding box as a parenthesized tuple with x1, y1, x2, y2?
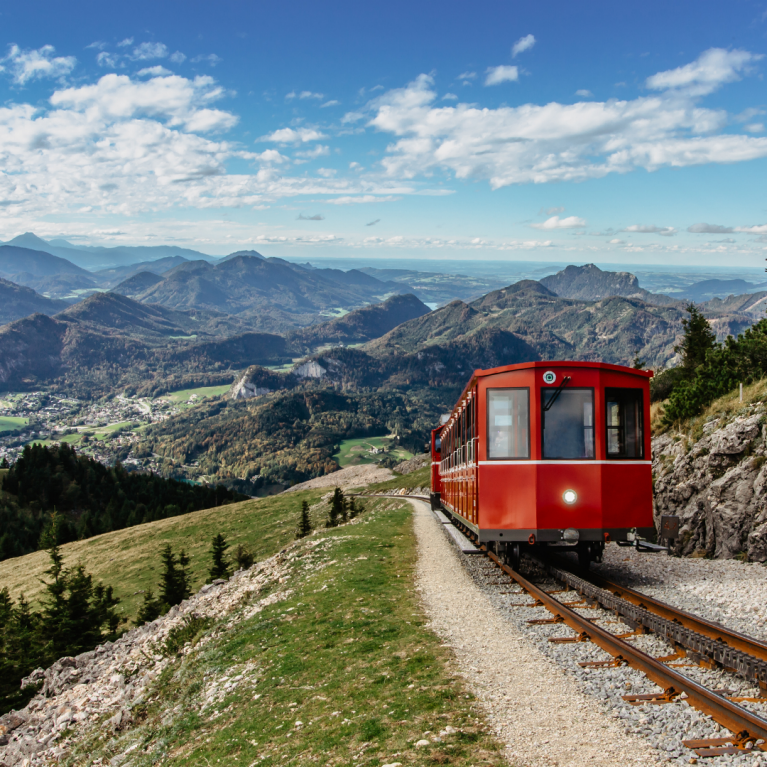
(577, 544, 592, 570)
(506, 542, 521, 572)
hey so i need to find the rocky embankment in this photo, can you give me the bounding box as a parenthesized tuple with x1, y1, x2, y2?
(0, 541, 324, 766)
(653, 410, 767, 561)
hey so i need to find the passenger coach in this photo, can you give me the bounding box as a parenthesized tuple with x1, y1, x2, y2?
(430, 361, 654, 569)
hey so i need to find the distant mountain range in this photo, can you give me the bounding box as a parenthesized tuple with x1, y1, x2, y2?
(0, 233, 215, 270)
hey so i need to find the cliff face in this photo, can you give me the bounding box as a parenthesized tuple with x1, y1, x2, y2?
(652, 412, 767, 562)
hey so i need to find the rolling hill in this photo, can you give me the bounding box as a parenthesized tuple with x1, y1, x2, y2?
(0, 278, 69, 325)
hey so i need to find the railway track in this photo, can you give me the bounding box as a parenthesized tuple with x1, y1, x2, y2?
(386, 494, 767, 758)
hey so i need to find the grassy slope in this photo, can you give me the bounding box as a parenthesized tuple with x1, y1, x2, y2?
(369, 465, 431, 492)
(334, 436, 413, 468)
(653, 377, 767, 439)
(0, 416, 28, 432)
(67, 498, 506, 767)
(0, 490, 326, 624)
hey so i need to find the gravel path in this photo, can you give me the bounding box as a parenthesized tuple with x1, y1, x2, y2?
(283, 464, 394, 493)
(411, 499, 663, 767)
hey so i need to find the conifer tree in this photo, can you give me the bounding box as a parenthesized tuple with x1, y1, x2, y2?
(675, 304, 717, 377)
(233, 543, 254, 571)
(632, 352, 645, 370)
(135, 589, 163, 625)
(296, 500, 313, 538)
(348, 497, 363, 519)
(326, 487, 344, 528)
(159, 544, 192, 607)
(208, 533, 231, 581)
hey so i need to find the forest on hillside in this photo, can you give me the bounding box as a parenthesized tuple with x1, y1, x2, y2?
(0, 443, 245, 562)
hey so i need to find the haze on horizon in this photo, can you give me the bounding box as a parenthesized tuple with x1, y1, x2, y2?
(1, 0, 767, 267)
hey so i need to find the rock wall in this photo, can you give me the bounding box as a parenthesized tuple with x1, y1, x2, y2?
(652, 411, 767, 562)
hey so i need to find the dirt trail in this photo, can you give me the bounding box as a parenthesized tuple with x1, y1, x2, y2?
(410, 498, 663, 767)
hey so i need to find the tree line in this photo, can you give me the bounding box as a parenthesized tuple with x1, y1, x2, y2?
(0, 442, 246, 562)
(659, 305, 767, 424)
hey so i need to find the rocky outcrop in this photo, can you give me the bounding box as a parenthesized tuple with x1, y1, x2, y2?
(393, 452, 430, 475)
(652, 411, 767, 561)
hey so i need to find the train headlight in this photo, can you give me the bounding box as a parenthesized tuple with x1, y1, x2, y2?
(562, 489, 578, 505)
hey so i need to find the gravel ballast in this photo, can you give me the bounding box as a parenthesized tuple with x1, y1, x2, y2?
(411, 499, 663, 766)
(413, 498, 767, 766)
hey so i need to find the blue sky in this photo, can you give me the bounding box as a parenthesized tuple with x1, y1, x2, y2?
(1, 0, 767, 265)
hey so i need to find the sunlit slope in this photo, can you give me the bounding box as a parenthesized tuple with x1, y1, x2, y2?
(0, 489, 324, 624)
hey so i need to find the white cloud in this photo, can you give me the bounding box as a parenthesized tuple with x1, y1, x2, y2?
(539, 206, 565, 215)
(365, 52, 767, 188)
(531, 215, 586, 229)
(138, 66, 173, 77)
(442, 93, 458, 100)
(512, 34, 536, 58)
(170, 51, 187, 64)
(260, 127, 326, 143)
(326, 195, 401, 204)
(87, 41, 107, 51)
(646, 48, 763, 95)
(622, 224, 676, 236)
(96, 51, 120, 68)
(253, 149, 289, 164)
(191, 54, 221, 65)
(458, 71, 476, 82)
(735, 224, 767, 234)
(609, 238, 625, 244)
(117, 38, 134, 48)
(294, 145, 330, 161)
(745, 123, 765, 133)
(484, 65, 519, 86)
(131, 42, 169, 61)
(2, 44, 76, 85)
(299, 90, 323, 100)
(320, 100, 340, 108)
(576, 89, 593, 98)
(687, 222, 733, 233)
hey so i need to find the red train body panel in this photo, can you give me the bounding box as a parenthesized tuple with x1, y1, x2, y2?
(430, 361, 654, 555)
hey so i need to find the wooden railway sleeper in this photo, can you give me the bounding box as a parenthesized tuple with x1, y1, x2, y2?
(623, 686, 683, 705)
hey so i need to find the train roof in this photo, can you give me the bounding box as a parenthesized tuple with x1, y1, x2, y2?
(453, 360, 653, 411)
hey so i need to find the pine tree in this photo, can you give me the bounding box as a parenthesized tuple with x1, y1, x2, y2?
(632, 352, 645, 370)
(159, 544, 192, 607)
(675, 304, 717, 377)
(208, 534, 231, 581)
(348, 497, 363, 519)
(296, 500, 313, 538)
(0, 456, 8, 469)
(135, 589, 163, 625)
(326, 487, 345, 528)
(233, 543, 254, 571)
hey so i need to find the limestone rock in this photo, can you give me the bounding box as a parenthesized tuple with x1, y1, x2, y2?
(653, 412, 767, 561)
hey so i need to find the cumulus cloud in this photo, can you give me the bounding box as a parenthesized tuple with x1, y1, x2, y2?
(609, 238, 625, 244)
(260, 127, 326, 143)
(736, 224, 767, 234)
(2, 44, 76, 85)
(531, 215, 586, 229)
(645, 48, 763, 95)
(191, 54, 221, 65)
(132, 42, 169, 61)
(117, 38, 134, 47)
(458, 71, 476, 82)
(138, 66, 173, 77)
(687, 222, 734, 233)
(484, 65, 519, 86)
(622, 224, 676, 236)
(512, 34, 536, 58)
(365, 50, 767, 188)
(320, 100, 340, 108)
(576, 89, 593, 98)
(297, 213, 325, 220)
(170, 52, 187, 64)
(294, 145, 330, 161)
(442, 93, 458, 100)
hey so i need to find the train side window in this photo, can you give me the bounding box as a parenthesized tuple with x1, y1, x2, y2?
(605, 388, 644, 459)
(434, 437, 441, 453)
(487, 389, 529, 459)
(542, 388, 595, 460)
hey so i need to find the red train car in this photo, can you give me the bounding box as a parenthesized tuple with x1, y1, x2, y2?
(430, 361, 654, 569)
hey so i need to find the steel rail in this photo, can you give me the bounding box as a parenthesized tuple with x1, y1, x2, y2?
(535, 555, 767, 692)
(482, 548, 767, 750)
(567, 560, 767, 663)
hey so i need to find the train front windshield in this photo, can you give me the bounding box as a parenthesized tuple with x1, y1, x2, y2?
(542, 388, 594, 459)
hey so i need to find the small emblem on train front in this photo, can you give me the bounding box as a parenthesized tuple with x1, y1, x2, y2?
(543, 371, 556, 384)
